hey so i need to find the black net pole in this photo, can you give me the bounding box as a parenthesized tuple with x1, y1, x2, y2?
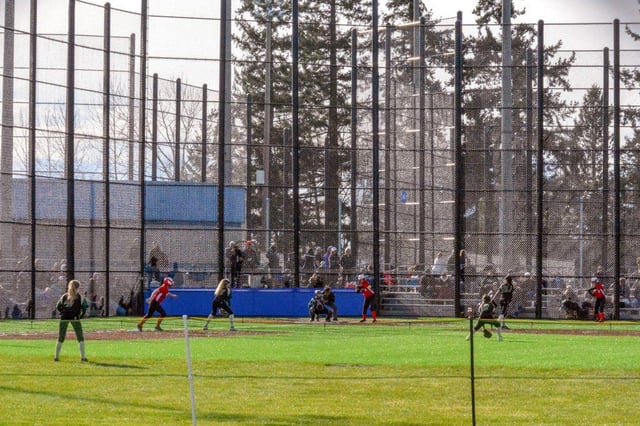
(350, 29, 358, 266)
(175, 78, 181, 182)
(103, 3, 111, 317)
(372, 0, 381, 300)
(202, 85, 208, 183)
(291, 0, 300, 287)
(66, 0, 76, 280)
(613, 20, 621, 320)
(535, 21, 544, 319)
(454, 13, 463, 318)
(217, 0, 228, 284)
(28, 0, 37, 319)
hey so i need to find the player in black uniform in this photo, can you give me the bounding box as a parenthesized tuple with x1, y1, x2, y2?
(54, 279, 89, 362)
(203, 278, 236, 331)
(466, 294, 504, 341)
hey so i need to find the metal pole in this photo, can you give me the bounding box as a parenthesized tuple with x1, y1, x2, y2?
(202, 84, 208, 182)
(525, 48, 533, 273)
(384, 24, 391, 268)
(128, 33, 135, 181)
(28, 0, 37, 319)
(292, 0, 301, 286)
(264, 3, 272, 249)
(175, 78, 181, 181)
(217, 0, 228, 282)
(151, 73, 157, 181)
(138, 0, 148, 312)
(467, 306, 476, 426)
(103, 1, 111, 316)
(535, 20, 544, 319)
(66, 0, 76, 280)
(372, 0, 381, 298)
(454, 13, 463, 317)
(613, 20, 621, 320)
(419, 17, 426, 269)
(246, 95, 252, 232)
(1, 0, 15, 260)
(350, 29, 358, 268)
(601, 48, 609, 277)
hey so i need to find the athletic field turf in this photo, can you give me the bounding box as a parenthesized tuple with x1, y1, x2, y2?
(1, 317, 639, 425)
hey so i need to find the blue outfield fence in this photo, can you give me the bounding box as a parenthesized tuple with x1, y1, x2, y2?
(143, 288, 364, 317)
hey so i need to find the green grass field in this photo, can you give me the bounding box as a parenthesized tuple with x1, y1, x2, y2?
(1, 317, 639, 425)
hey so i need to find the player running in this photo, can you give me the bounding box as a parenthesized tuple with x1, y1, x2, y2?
(137, 277, 177, 331)
(203, 278, 236, 331)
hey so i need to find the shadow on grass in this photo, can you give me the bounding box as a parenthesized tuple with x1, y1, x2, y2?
(89, 361, 147, 369)
(197, 411, 352, 425)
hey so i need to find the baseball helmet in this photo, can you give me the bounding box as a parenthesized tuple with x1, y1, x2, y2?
(357, 274, 365, 281)
(163, 277, 174, 287)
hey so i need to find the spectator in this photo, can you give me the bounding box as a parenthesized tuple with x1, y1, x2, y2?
(147, 256, 160, 284)
(227, 242, 244, 288)
(267, 244, 280, 270)
(307, 272, 324, 289)
(431, 252, 448, 275)
(149, 243, 169, 272)
(340, 247, 355, 282)
(11, 303, 22, 319)
(244, 240, 259, 270)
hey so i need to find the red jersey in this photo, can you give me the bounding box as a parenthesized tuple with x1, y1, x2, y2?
(357, 279, 375, 298)
(150, 283, 170, 303)
(590, 283, 605, 300)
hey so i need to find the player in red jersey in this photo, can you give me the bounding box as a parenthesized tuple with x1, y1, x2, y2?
(137, 277, 177, 331)
(356, 274, 377, 323)
(587, 277, 606, 322)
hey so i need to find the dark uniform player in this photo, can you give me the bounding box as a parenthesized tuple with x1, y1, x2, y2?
(308, 290, 331, 322)
(54, 279, 89, 362)
(466, 294, 504, 341)
(203, 278, 236, 331)
(498, 275, 514, 319)
(587, 277, 606, 322)
(137, 277, 177, 331)
(356, 274, 377, 323)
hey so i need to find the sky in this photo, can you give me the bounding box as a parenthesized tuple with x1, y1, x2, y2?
(5, 0, 640, 95)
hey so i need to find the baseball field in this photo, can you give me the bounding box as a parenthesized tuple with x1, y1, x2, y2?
(1, 316, 639, 425)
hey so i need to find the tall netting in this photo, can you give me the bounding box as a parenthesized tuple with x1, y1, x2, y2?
(1, 1, 639, 320)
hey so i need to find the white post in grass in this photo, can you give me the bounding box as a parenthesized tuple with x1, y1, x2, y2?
(183, 314, 196, 425)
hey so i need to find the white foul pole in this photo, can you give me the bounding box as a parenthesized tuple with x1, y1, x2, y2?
(183, 315, 197, 425)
